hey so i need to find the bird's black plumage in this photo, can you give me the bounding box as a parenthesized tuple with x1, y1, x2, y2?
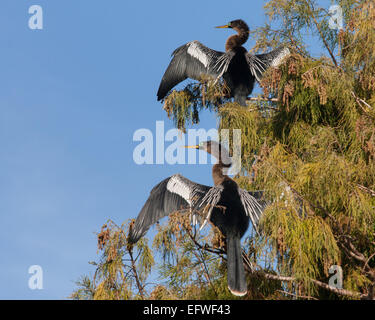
(208, 178, 250, 295)
(128, 141, 267, 296)
(157, 19, 290, 106)
(223, 46, 255, 106)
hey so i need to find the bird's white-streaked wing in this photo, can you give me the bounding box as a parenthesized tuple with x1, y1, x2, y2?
(238, 188, 267, 232)
(157, 41, 233, 101)
(196, 185, 224, 231)
(166, 175, 194, 205)
(129, 174, 211, 243)
(246, 46, 290, 82)
(187, 41, 209, 68)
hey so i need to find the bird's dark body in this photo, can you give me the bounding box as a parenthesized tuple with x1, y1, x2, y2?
(210, 178, 249, 238)
(209, 177, 250, 295)
(223, 47, 255, 106)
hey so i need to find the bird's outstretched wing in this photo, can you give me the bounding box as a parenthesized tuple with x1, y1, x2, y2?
(128, 174, 212, 243)
(157, 41, 233, 101)
(238, 188, 268, 232)
(246, 46, 290, 82)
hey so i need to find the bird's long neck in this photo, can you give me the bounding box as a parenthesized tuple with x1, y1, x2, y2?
(225, 26, 249, 52)
(212, 161, 232, 186)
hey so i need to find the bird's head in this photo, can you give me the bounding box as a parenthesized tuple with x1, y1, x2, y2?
(215, 19, 249, 33)
(185, 140, 217, 154)
(185, 140, 231, 166)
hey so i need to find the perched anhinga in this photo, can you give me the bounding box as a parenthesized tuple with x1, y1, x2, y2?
(157, 19, 290, 106)
(129, 141, 266, 296)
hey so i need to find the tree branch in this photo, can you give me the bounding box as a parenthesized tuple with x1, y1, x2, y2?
(304, 0, 338, 67)
(252, 268, 365, 299)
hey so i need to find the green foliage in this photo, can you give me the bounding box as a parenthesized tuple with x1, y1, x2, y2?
(162, 76, 229, 132)
(71, 0, 375, 300)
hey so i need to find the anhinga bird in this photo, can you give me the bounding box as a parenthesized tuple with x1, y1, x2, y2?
(157, 19, 290, 106)
(129, 141, 266, 296)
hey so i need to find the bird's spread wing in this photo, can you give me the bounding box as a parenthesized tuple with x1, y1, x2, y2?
(129, 174, 212, 243)
(246, 46, 290, 82)
(194, 185, 224, 231)
(238, 188, 267, 232)
(157, 41, 233, 100)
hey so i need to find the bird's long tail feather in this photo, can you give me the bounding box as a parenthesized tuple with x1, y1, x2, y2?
(226, 234, 247, 296)
(234, 93, 247, 107)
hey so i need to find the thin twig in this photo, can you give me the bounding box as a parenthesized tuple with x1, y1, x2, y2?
(276, 289, 318, 300)
(356, 184, 375, 197)
(247, 97, 279, 102)
(351, 91, 373, 110)
(185, 226, 226, 257)
(304, 0, 338, 67)
(128, 245, 145, 299)
(351, 92, 375, 120)
(362, 252, 375, 273)
(193, 249, 219, 297)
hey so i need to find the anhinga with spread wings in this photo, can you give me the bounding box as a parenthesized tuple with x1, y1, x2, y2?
(128, 141, 266, 296)
(157, 19, 290, 106)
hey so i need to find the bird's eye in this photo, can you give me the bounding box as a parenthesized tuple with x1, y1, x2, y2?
(228, 22, 232, 27)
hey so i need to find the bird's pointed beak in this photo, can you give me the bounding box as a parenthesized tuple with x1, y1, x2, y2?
(215, 24, 229, 29)
(184, 145, 199, 149)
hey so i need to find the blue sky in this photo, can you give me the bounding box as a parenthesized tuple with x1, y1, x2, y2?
(0, 0, 334, 299)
